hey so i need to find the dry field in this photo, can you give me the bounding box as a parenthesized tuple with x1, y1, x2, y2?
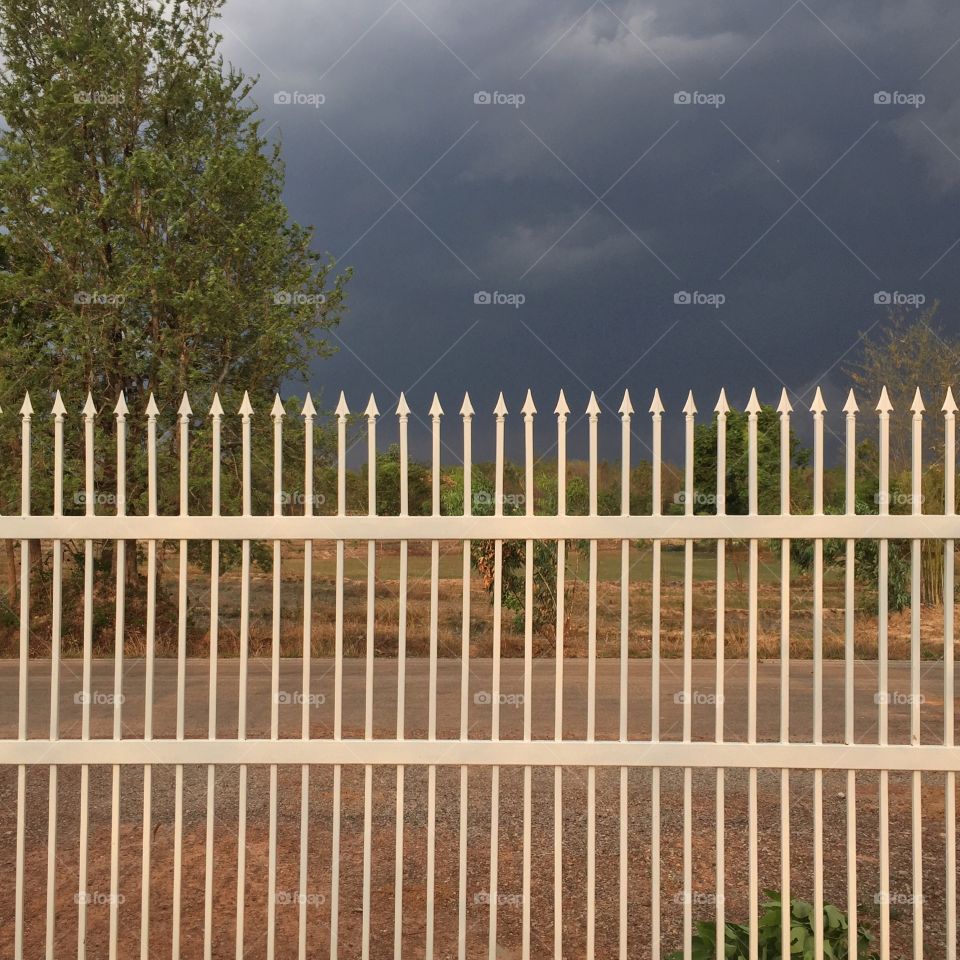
(0, 541, 954, 662)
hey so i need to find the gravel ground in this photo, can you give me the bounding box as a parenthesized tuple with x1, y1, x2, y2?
(0, 660, 956, 959)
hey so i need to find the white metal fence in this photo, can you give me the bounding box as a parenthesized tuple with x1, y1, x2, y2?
(0, 383, 957, 959)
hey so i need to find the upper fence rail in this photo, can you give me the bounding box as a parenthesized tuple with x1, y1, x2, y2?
(2, 383, 958, 536)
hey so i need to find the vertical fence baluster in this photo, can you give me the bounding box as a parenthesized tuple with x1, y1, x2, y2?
(682, 391, 696, 959)
(715, 389, 729, 960)
(108, 394, 127, 960)
(488, 392, 507, 960)
(330, 392, 349, 960)
(172, 393, 191, 960)
(267, 395, 284, 960)
(909, 389, 925, 959)
(650, 388, 664, 960)
(140, 393, 158, 960)
(394, 393, 410, 960)
(876, 386, 892, 960)
(842, 389, 858, 960)
(586, 392, 600, 960)
(811, 387, 826, 957)
(521, 390, 535, 960)
(298, 393, 315, 960)
(942, 388, 957, 960)
(554, 390, 569, 960)
(457, 394, 474, 960)
(204, 393, 223, 960)
(15, 395, 29, 960)
(235, 392, 253, 960)
(361, 394, 378, 960)
(618, 389, 632, 960)
(77, 394, 96, 960)
(426, 394, 442, 959)
(45, 392, 66, 960)
(745, 388, 760, 960)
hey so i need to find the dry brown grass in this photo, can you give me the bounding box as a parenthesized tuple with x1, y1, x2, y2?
(0, 540, 950, 661)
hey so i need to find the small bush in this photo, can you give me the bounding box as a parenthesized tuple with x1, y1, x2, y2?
(665, 890, 878, 959)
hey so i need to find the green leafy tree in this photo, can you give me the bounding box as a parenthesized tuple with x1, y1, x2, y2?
(0, 0, 350, 642)
(686, 403, 808, 515)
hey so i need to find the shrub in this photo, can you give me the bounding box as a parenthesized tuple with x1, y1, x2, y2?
(665, 890, 879, 959)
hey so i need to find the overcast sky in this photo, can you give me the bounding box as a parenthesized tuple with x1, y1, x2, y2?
(220, 0, 960, 460)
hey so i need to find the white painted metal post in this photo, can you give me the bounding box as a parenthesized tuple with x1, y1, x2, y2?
(457, 393, 474, 960)
(909, 389, 924, 960)
(426, 393, 442, 959)
(140, 393, 158, 960)
(715, 388, 729, 960)
(650, 388, 664, 960)
(521, 389, 535, 960)
(586, 391, 600, 960)
(267, 395, 284, 960)
(942, 388, 957, 960)
(362, 394, 378, 960)
(299, 392, 315, 960)
(811, 387, 826, 959)
(395, 392, 410, 960)
(172, 393, 192, 960)
(204, 393, 223, 960)
(76, 394, 96, 960)
(15, 395, 28, 960)
(235, 392, 253, 960)
(777, 387, 793, 959)
(330, 391, 349, 960)
(877, 387, 892, 960)
(554, 389, 569, 960)
(488, 392, 507, 960)
(109, 393, 127, 960)
(843, 389, 858, 960)
(682, 390, 696, 960)
(745, 388, 760, 960)
(618, 388, 633, 960)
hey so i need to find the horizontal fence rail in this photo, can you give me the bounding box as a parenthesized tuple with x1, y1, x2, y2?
(0, 383, 957, 960)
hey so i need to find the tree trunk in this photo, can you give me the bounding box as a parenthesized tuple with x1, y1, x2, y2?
(921, 541, 944, 606)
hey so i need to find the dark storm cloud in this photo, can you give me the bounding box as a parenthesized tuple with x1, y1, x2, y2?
(220, 0, 960, 460)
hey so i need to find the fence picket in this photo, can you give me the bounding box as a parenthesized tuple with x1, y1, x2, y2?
(843, 389, 859, 960)
(618, 389, 632, 960)
(299, 392, 316, 960)
(457, 392, 474, 960)
(943, 389, 957, 960)
(877, 386, 892, 960)
(204, 393, 223, 960)
(395, 392, 410, 960)
(553, 390, 569, 960)
(15, 395, 28, 960)
(649, 388, 664, 960)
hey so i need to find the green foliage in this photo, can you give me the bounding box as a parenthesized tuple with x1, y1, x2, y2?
(666, 891, 879, 960)
(687, 405, 809, 516)
(0, 0, 351, 564)
(442, 467, 566, 637)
